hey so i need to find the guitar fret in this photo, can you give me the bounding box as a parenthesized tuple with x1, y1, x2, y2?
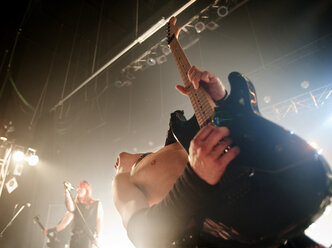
(169, 30, 215, 128)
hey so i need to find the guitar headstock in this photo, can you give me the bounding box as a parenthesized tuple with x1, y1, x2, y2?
(167, 17, 181, 46)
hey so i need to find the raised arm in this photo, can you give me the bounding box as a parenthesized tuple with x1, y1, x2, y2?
(64, 182, 75, 212)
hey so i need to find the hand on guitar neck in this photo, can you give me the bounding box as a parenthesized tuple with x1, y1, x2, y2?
(175, 65, 227, 101)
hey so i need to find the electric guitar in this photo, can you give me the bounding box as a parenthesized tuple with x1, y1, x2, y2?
(167, 17, 332, 246)
(33, 216, 63, 248)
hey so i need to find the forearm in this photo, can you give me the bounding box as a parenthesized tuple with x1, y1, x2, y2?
(96, 202, 103, 237)
(127, 164, 217, 248)
(57, 211, 73, 232)
(95, 218, 102, 238)
(64, 190, 75, 212)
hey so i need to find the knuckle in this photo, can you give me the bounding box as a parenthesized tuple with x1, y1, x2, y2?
(202, 71, 209, 77)
(220, 126, 230, 137)
(190, 138, 198, 147)
(198, 145, 208, 155)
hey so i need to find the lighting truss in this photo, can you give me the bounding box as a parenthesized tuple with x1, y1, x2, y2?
(116, 0, 249, 87)
(261, 84, 332, 121)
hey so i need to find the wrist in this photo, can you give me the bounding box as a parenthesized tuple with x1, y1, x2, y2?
(48, 227, 57, 233)
(214, 89, 228, 104)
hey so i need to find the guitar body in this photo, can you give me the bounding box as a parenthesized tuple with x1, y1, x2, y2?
(171, 72, 332, 245)
(33, 216, 64, 248)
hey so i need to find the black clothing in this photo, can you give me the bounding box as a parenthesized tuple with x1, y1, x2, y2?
(70, 201, 99, 248)
(127, 163, 217, 248)
(127, 95, 324, 247)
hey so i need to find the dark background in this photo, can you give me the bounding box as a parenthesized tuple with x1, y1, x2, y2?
(0, 0, 331, 247)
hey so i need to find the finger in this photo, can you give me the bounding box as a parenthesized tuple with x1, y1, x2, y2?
(209, 137, 233, 160)
(188, 66, 201, 89)
(194, 124, 215, 142)
(204, 127, 230, 152)
(218, 146, 240, 165)
(190, 125, 214, 155)
(201, 70, 213, 83)
(175, 85, 188, 95)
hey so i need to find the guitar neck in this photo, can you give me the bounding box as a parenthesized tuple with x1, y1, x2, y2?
(168, 36, 215, 127)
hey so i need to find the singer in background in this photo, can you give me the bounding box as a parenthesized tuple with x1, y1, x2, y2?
(43, 181, 103, 248)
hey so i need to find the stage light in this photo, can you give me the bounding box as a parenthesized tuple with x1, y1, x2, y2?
(6, 177, 18, 194)
(12, 150, 24, 162)
(217, 6, 228, 17)
(146, 57, 156, 66)
(206, 21, 219, 31)
(161, 45, 171, 55)
(0, 137, 7, 142)
(301, 80, 310, 89)
(194, 21, 206, 33)
(25, 148, 39, 166)
(114, 80, 123, 88)
(156, 55, 167, 65)
(27, 155, 39, 166)
(13, 163, 24, 176)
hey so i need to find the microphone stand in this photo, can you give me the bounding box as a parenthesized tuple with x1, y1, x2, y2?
(0, 205, 27, 238)
(66, 188, 99, 248)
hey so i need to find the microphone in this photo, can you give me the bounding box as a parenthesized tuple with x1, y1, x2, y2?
(64, 181, 75, 191)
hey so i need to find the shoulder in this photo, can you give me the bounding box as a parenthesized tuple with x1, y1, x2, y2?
(112, 173, 149, 228)
(112, 173, 135, 200)
(112, 173, 132, 190)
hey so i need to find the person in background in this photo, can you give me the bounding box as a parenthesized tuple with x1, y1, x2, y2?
(43, 181, 103, 248)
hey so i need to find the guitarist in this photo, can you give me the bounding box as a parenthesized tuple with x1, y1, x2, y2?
(112, 66, 324, 248)
(43, 181, 103, 248)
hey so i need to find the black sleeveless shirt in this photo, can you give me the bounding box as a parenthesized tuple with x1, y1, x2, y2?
(72, 201, 99, 236)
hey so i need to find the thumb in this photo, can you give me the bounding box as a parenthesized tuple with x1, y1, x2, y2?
(175, 85, 188, 96)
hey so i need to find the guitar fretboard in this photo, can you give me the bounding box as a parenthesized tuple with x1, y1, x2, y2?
(169, 36, 215, 127)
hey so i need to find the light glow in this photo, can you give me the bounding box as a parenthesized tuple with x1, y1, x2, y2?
(305, 205, 332, 247)
(12, 151, 25, 162)
(27, 154, 39, 166)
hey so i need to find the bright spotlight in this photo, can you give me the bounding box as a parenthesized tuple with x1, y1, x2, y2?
(25, 148, 39, 166)
(13, 150, 25, 162)
(27, 154, 39, 166)
(301, 80, 310, 89)
(147, 57, 156, 66)
(194, 21, 206, 33)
